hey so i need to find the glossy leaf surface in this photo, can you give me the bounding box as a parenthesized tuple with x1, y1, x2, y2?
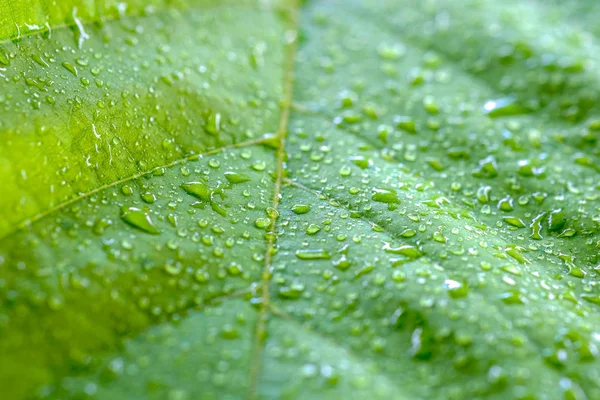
(1, 1, 600, 399)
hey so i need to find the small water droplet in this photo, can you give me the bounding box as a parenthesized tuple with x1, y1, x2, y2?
(444, 279, 469, 298)
(483, 97, 529, 118)
(291, 204, 311, 214)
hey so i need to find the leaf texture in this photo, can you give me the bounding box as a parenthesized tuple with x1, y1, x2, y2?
(1, 1, 599, 399)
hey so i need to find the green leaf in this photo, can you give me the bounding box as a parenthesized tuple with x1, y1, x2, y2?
(1, 0, 600, 399)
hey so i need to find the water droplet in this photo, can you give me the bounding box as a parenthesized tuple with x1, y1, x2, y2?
(393, 116, 417, 133)
(224, 171, 250, 184)
(497, 196, 514, 211)
(349, 155, 370, 169)
(581, 294, 600, 306)
(377, 43, 405, 60)
(472, 156, 499, 179)
(529, 212, 547, 240)
(291, 204, 311, 214)
(433, 231, 447, 243)
(548, 209, 566, 232)
(503, 216, 525, 228)
(483, 97, 529, 118)
(500, 290, 525, 304)
(400, 229, 416, 238)
(278, 282, 305, 299)
(295, 249, 331, 260)
(194, 269, 210, 283)
(372, 188, 400, 204)
(333, 255, 351, 270)
(220, 324, 238, 339)
(120, 206, 159, 234)
(141, 191, 157, 204)
(339, 165, 352, 177)
(205, 112, 221, 135)
(254, 218, 271, 229)
(306, 224, 321, 235)
(383, 243, 422, 259)
(62, 61, 78, 77)
(181, 182, 212, 201)
(501, 265, 522, 276)
(444, 279, 469, 298)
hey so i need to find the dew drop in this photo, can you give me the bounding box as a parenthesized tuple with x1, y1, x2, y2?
(224, 171, 251, 184)
(291, 204, 311, 214)
(120, 206, 159, 234)
(483, 97, 529, 118)
(295, 249, 331, 260)
(181, 182, 212, 201)
(444, 279, 469, 299)
(372, 188, 400, 204)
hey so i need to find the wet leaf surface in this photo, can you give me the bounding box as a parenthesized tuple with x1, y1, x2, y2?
(1, 0, 600, 399)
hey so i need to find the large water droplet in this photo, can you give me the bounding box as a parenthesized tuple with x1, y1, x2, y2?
(120, 206, 159, 234)
(224, 171, 250, 184)
(372, 188, 400, 204)
(181, 181, 212, 201)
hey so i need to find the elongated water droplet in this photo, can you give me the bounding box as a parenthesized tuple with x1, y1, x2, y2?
(278, 283, 305, 299)
(295, 249, 331, 260)
(306, 224, 321, 235)
(181, 182, 212, 201)
(483, 97, 529, 118)
(205, 112, 221, 135)
(120, 206, 159, 234)
(224, 171, 250, 184)
(383, 243, 422, 258)
(500, 290, 525, 304)
(62, 61, 78, 77)
(501, 265, 522, 276)
(372, 188, 400, 204)
(548, 209, 566, 232)
(254, 218, 271, 229)
(529, 212, 547, 240)
(582, 294, 600, 306)
(291, 204, 311, 214)
(503, 216, 525, 228)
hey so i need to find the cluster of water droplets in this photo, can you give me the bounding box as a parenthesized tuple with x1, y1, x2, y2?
(1, 0, 600, 399)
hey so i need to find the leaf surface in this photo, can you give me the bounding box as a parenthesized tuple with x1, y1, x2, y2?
(1, 0, 600, 399)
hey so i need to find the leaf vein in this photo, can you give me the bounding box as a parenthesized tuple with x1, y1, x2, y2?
(0, 136, 273, 243)
(247, 4, 300, 399)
